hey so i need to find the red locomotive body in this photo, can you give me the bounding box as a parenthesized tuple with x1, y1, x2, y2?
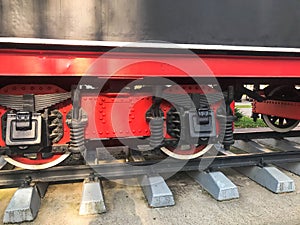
(0, 38, 298, 169)
(1, 0, 300, 171)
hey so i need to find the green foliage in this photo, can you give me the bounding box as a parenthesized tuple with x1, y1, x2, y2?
(235, 104, 252, 109)
(234, 108, 243, 120)
(234, 108, 267, 128)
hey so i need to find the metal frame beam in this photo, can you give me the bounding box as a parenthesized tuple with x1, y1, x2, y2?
(253, 100, 300, 120)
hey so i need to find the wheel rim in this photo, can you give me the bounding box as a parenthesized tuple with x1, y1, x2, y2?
(0, 156, 7, 169)
(3, 153, 70, 170)
(161, 144, 213, 160)
(262, 114, 299, 133)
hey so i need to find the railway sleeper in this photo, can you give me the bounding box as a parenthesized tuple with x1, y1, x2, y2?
(236, 138, 300, 177)
(79, 175, 106, 215)
(3, 180, 48, 224)
(1, 138, 300, 223)
(232, 140, 296, 193)
(130, 150, 175, 208)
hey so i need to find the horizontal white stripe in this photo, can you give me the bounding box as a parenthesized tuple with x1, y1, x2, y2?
(0, 37, 300, 53)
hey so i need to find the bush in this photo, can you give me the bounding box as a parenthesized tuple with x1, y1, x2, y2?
(234, 108, 244, 120)
(234, 108, 267, 128)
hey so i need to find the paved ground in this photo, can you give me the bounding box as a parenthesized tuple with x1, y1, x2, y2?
(1, 167, 300, 225)
(235, 101, 252, 117)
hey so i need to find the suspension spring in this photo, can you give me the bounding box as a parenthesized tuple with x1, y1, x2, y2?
(166, 107, 181, 138)
(48, 109, 63, 143)
(222, 115, 235, 150)
(66, 108, 87, 154)
(149, 117, 164, 148)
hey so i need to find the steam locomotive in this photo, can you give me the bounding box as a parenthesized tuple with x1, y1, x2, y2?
(0, 0, 299, 170)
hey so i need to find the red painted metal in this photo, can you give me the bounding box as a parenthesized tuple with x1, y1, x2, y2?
(82, 85, 223, 139)
(0, 49, 300, 77)
(252, 100, 300, 120)
(82, 94, 153, 139)
(169, 145, 207, 156)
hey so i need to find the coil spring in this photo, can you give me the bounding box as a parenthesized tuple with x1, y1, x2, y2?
(49, 110, 63, 143)
(66, 108, 87, 154)
(69, 122, 86, 153)
(149, 117, 164, 148)
(222, 115, 235, 150)
(166, 108, 181, 138)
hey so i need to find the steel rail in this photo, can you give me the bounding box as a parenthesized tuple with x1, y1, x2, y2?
(1, 150, 300, 188)
(234, 130, 300, 140)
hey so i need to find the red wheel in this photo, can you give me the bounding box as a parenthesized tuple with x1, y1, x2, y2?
(0, 84, 72, 170)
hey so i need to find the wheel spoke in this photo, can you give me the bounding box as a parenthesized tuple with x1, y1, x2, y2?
(271, 116, 278, 123)
(279, 118, 284, 126)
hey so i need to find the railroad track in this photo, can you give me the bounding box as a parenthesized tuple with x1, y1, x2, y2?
(1, 129, 299, 187)
(1, 148, 300, 188)
(0, 128, 299, 223)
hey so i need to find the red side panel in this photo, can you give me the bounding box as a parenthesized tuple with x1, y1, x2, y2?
(82, 85, 223, 139)
(253, 100, 300, 120)
(0, 49, 300, 78)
